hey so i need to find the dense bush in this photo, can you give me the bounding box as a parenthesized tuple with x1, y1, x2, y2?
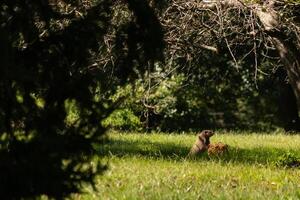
(276, 152, 300, 168)
(0, 0, 164, 199)
(104, 64, 280, 132)
(102, 109, 141, 130)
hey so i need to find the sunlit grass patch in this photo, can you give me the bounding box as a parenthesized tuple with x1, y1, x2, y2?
(77, 131, 300, 199)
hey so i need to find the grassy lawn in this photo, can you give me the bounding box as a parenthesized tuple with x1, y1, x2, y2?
(75, 131, 300, 200)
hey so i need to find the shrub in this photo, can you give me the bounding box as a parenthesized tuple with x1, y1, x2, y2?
(102, 109, 141, 130)
(275, 152, 300, 168)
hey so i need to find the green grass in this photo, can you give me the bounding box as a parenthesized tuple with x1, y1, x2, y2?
(74, 131, 300, 200)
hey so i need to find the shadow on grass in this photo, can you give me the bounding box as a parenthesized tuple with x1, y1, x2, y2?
(98, 139, 190, 159)
(97, 138, 300, 166)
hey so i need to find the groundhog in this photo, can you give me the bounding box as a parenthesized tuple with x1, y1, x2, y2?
(187, 130, 214, 157)
(207, 142, 228, 156)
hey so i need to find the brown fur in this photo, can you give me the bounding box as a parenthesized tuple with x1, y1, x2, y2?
(207, 142, 228, 156)
(187, 130, 214, 157)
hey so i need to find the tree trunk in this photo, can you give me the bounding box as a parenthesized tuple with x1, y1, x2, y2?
(203, 0, 300, 109)
(276, 68, 300, 131)
(271, 37, 300, 109)
(255, 3, 300, 131)
(278, 83, 300, 131)
(197, 0, 300, 130)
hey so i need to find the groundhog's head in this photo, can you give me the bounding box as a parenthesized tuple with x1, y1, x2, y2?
(201, 130, 214, 138)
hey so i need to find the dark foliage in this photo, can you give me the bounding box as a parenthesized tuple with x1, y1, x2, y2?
(0, 0, 164, 199)
(275, 152, 300, 168)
